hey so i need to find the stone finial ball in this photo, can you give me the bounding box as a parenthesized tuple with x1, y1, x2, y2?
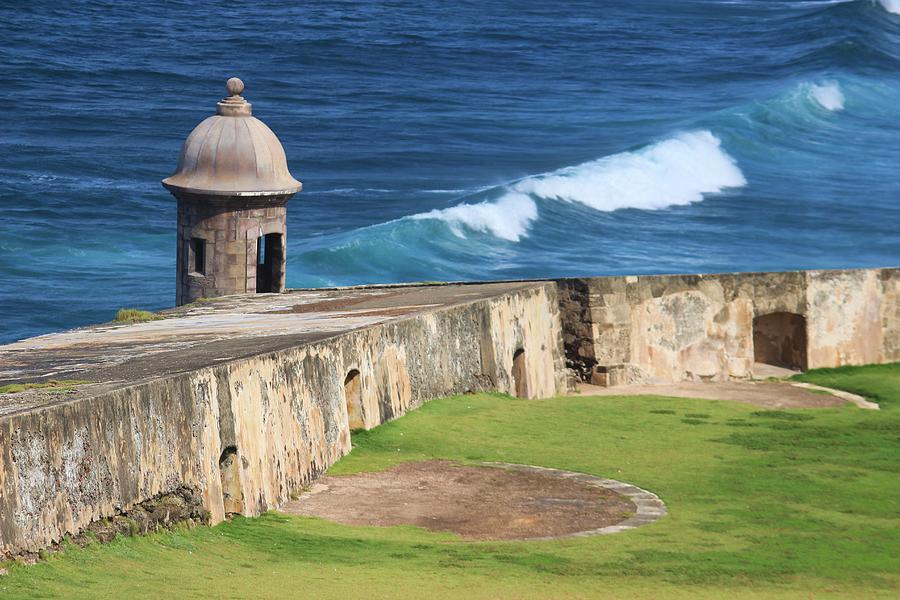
(226, 77, 245, 96)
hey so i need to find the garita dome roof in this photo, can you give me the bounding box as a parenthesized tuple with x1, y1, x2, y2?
(162, 78, 302, 197)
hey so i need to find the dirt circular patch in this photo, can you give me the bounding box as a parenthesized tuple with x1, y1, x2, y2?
(281, 460, 666, 541)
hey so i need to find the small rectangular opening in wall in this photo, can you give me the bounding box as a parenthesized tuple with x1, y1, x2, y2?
(191, 238, 206, 275)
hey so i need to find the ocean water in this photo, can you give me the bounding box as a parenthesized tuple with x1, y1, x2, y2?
(1, 0, 898, 344)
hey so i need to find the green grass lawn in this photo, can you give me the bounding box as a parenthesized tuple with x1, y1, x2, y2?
(2, 364, 898, 599)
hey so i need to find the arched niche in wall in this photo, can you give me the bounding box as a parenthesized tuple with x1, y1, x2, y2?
(219, 446, 244, 515)
(344, 369, 365, 430)
(512, 348, 528, 398)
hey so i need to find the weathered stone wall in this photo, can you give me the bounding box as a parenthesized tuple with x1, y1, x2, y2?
(0, 283, 566, 557)
(0, 375, 224, 556)
(0, 268, 893, 557)
(805, 269, 883, 368)
(558, 268, 898, 384)
(558, 273, 756, 384)
(882, 269, 900, 362)
(556, 279, 597, 381)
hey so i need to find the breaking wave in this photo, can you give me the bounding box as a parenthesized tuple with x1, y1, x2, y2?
(515, 131, 746, 212)
(410, 131, 746, 242)
(411, 193, 537, 242)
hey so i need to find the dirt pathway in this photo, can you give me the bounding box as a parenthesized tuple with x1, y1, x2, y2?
(575, 379, 876, 409)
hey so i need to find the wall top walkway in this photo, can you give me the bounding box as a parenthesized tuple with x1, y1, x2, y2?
(0, 281, 543, 417)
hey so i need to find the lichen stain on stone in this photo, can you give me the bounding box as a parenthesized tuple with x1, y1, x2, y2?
(630, 289, 748, 382)
(12, 429, 57, 533)
(60, 427, 99, 523)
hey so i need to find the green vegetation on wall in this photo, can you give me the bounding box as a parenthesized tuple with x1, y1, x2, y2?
(0, 380, 88, 395)
(113, 308, 162, 323)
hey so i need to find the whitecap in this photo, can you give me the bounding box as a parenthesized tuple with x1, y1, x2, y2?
(808, 81, 845, 111)
(514, 130, 746, 212)
(411, 193, 537, 242)
(878, 0, 900, 15)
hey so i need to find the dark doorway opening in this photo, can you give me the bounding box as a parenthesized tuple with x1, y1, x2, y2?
(256, 233, 284, 293)
(753, 312, 808, 371)
(512, 348, 528, 398)
(344, 369, 364, 430)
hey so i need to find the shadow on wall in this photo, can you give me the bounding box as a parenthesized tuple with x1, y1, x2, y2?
(753, 312, 808, 371)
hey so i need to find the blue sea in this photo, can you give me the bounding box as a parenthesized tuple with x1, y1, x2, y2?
(1, 0, 899, 344)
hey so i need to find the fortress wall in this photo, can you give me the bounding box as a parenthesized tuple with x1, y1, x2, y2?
(558, 273, 757, 384)
(0, 283, 566, 557)
(556, 279, 597, 381)
(0, 269, 891, 556)
(558, 268, 897, 385)
(805, 269, 884, 367)
(219, 283, 566, 522)
(0, 374, 225, 556)
(881, 269, 900, 362)
(485, 283, 568, 399)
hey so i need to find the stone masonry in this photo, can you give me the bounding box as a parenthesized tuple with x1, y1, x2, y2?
(175, 195, 289, 305)
(557, 268, 899, 385)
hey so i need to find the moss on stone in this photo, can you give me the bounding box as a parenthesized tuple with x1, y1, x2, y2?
(0, 380, 88, 394)
(114, 308, 162, 323)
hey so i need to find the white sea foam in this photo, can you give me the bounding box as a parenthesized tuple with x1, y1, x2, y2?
(878, 0, 900, 15)
(808, 81, 845, 111)
(411, 192, 538, 242)
(514, 131, 746, 212)
(410, 130, 745, 242)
